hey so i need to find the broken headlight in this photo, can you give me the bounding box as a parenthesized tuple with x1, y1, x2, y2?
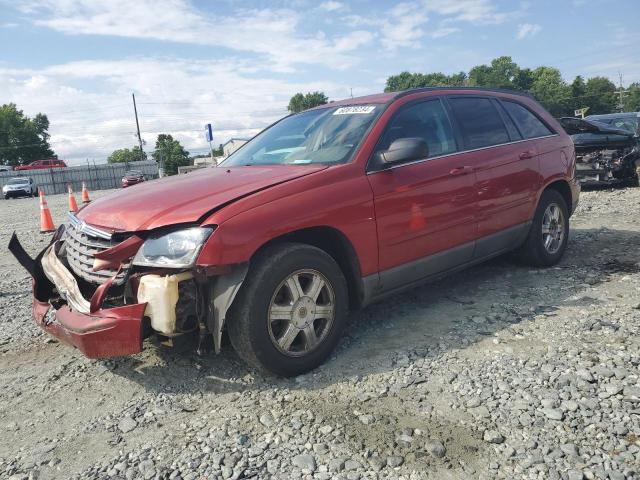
(132, 227, 214, 268)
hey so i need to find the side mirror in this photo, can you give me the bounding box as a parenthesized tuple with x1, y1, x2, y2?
(376, 138, 429, 165)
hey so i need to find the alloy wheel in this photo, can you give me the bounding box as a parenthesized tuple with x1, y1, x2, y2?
(267, 269, 335, 357)
(541, 203, 565, 254)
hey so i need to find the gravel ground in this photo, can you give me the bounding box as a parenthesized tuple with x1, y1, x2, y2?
(0, 187, 639, 480)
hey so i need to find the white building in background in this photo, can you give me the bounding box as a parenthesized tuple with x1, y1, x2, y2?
(222, 138, 249, 157)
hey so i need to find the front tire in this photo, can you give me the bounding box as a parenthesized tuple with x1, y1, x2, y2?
(518, 189, 569, 267)
(227, 243, 348, 377)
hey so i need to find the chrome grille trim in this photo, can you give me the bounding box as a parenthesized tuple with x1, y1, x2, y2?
(63, 215, 130, 285)
(67, 212, 113, 240)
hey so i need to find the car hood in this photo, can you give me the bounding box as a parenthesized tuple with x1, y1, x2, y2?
(78, 165, 327, 232)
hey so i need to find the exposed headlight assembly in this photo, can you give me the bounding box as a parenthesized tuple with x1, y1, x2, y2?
(132, 227, 214, 268)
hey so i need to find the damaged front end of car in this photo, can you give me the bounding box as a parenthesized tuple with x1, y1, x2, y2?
(560, 117, 640, 185)
(9, 213, 246, 359)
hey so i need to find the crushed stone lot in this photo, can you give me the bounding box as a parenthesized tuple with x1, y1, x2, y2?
(0, 187, 639, 480)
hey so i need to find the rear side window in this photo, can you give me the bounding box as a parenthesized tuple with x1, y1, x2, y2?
(502, 101, 553, 139)
(448, 97, 510, 149)
(379, 99, 457, 157)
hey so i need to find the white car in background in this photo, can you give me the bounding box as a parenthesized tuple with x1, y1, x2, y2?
(3, 177, 38, 199)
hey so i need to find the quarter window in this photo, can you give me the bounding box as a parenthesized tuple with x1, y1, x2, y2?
(448, 97, 510, 149)
(379, 100, 457, 158)
(502, 101, 553, 139)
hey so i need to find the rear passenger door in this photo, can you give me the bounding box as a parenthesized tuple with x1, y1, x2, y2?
(446, 96, 540, 258)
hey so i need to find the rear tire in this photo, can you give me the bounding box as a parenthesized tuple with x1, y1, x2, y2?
(227, 243, 348, 377)
(518, 189, 569, 267)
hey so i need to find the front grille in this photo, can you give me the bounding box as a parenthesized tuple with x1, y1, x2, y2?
(64, 220, 131, 285)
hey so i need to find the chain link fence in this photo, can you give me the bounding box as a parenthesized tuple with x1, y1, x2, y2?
(0, 160, 159, 195)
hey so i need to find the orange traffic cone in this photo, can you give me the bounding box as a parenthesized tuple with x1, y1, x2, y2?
(81, 182, 91, 203)
(68, 184, 78, 213)
(39, 189, 55, 233)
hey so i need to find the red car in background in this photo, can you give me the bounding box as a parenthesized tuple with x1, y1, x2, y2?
(121, 170, 145, 187)
(15, 159, 67, 170)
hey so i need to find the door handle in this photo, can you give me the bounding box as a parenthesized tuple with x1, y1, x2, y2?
(519, 151, 535, 160)
(449, 166, 474, 176)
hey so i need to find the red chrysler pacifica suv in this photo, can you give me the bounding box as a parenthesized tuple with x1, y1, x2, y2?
(10, 88, 579, 376)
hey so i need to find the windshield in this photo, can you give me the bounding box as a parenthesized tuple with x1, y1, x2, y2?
(223, 105, 382, 167)
(125, 170, 142, 176)
(8, 178, 28, 185)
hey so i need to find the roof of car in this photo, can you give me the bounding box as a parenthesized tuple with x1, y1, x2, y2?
(315, 87, 533, 109)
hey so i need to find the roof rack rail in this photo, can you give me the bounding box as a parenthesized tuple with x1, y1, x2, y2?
(392, 86, 535, 100)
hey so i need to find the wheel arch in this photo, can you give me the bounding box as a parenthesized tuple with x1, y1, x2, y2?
(542, 179, 573, 216)
(251, 226, 364, 311)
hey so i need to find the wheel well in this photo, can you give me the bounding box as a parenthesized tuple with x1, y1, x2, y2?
(545, 180, 572, 216)
(252, 227, 363, 310)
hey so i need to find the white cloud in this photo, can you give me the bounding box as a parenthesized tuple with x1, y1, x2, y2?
(517, 23, 541, 40)
(381, 3, 429, 50)
(319, 1, 344, 12)
(0, 57, 354, 163)
(430, 27, 460, 39)
(346, 0, 516, 50)
(15, 0, 373, 72)
(426, 0, 513, 25)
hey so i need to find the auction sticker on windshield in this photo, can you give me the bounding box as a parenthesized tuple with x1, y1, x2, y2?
(333, 106, 376, 115)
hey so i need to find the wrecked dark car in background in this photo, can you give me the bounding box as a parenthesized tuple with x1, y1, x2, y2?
(560, 113, 640, 186)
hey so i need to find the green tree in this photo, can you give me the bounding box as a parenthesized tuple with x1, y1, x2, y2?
(529, 67, 571, 117)
(384, 71, 466, 92)
(107, 146, 146, 164)
(514, 68, 534, 91)
(584, 76, 617, 114)
(468, 56, 520, 90)
(287, 92, 329, 113)
(152, 134, 189, 175)
(627, 83, 640, 112)
(0, 103, 56, 167)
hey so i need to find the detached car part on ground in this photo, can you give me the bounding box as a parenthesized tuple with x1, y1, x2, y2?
(560, 113, 640, 186)
(10, 88, 579, 377)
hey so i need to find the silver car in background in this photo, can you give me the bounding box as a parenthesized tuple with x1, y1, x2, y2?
(2, 177, 38, 199)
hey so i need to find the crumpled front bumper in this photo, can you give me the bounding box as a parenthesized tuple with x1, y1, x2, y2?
(33, 300, 146, 359)
(9, 231, 147, 359)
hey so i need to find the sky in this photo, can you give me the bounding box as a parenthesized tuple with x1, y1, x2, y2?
(1, 0, 639, 164)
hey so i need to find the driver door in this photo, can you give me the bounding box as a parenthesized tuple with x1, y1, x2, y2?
(367, 98, 477, 292)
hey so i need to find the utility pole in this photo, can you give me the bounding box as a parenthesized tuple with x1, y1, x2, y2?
(617, 72, 627, 113)
(132, 93, 144, 162)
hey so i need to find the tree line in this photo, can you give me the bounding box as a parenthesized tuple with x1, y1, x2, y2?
(107, 137, 225, 175)
(384, 56, 640, 117)
(288, 56, 640, 117)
